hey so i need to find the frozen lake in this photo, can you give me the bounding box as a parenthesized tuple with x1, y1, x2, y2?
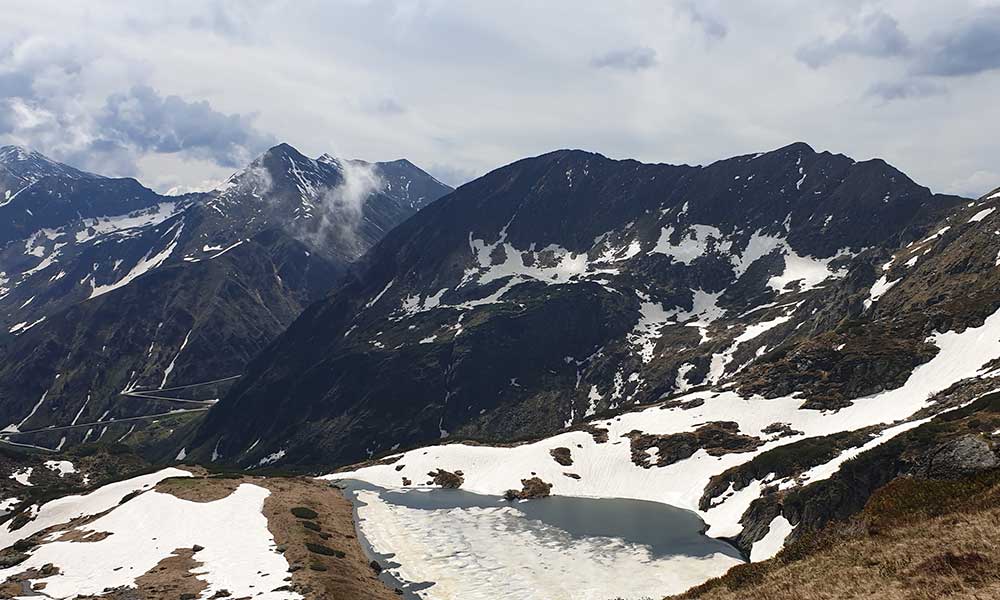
(337, 479, 744, 600)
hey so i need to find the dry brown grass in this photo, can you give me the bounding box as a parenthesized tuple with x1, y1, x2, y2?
(671, 473, 1000, 600)
(132, 547, 207, 599)
(259, 477, 401, 600)
(154, 473, 243, 502)
(155, 472, 401, 598)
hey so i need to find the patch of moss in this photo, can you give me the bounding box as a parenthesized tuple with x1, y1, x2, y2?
(301, 521, 321, 532)
(305, 542, 345, 558)
(290, 506, 319, 519)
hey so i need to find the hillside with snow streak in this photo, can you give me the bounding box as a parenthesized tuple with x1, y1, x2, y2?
(333, 294, 1000, 562)
(195, 142, 973, 468)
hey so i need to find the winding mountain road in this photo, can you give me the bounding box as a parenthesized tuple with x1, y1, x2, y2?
(0, 375, 240, 451)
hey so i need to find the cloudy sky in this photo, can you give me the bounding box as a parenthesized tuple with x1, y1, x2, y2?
(1, 1, 998, 196)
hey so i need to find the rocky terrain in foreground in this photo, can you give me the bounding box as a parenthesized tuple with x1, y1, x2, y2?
(674, 466, 1000, 600)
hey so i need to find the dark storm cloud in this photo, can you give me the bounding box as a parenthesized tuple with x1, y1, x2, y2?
(914, 8, 1000, 77)
(678, 1, 727, 40)
(96, 85, 275, 168)
(0, 71, 34, 102)
(590, 47, 658, 71)
(797, 12, 910, 68)
(866, 79, 946, 101)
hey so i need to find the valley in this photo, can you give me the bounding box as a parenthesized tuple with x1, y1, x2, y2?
(5, 2, 1000, 597)
(0, 142, 998, 600)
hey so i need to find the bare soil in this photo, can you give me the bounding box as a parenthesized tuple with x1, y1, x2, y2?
(131, 548, 207, 599)
(259, 477, 401, 600)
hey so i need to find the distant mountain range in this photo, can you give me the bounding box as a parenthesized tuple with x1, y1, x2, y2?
(0, 143, 451, 454)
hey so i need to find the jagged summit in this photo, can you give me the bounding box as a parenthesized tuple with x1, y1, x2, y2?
(0, 145, 98, 183)
(216, 142, 452, 220)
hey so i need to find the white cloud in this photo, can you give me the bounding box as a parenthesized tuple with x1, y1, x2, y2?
(0, 0, 997, 196)
(947, 169, 1000, 199)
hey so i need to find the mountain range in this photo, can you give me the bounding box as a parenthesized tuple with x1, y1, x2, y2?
(192, 142, 977, 466)
(0, 143, 451, 455)
(1, 139, 999, 592)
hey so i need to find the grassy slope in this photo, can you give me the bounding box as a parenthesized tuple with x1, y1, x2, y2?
(671, 470, 1000, 600)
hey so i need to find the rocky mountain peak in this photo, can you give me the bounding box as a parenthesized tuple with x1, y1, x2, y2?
(0, 145, 97, 185)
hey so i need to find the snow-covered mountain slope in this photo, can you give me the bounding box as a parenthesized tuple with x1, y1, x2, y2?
(0, 465, 399, 600)
(319, 183, 1000, 565)
(193, 142, 971, 468)
(0, 470, 300, 599)
(332, 317, 1000, 561)
(0, 145, 451, 452)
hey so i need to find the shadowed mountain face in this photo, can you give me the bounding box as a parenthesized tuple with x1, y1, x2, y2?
(191, 142, 981, 468)
(0, 144, 451, 452)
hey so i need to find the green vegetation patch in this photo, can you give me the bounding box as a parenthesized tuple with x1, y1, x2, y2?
(301, 521, 321, 532)
(305, 542, 345, 558)
(290, 506, 319, 519)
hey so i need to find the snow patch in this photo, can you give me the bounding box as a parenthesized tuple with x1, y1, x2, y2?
(44, 460, 76, 477)
(968, 207, 995, 223)
(749, 515, 794, 562)
(0, 482, 300, 600)
(10, 467, 33, 486)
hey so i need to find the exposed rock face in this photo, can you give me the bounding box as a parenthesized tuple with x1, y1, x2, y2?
(660, 397, 706, 410)
(430, 469, 464, 489)
(581, 425, 610, 444)
(699, 427, 876, 512)
(761, 422, 803, 438)
(549, 447, 573, 466)
(922, 435, 998, 478)
(504, 477, 553, 500)
(730, 386, 1000, 553)
(738, 329, 940, 410)
(629, 422, 763, 469)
